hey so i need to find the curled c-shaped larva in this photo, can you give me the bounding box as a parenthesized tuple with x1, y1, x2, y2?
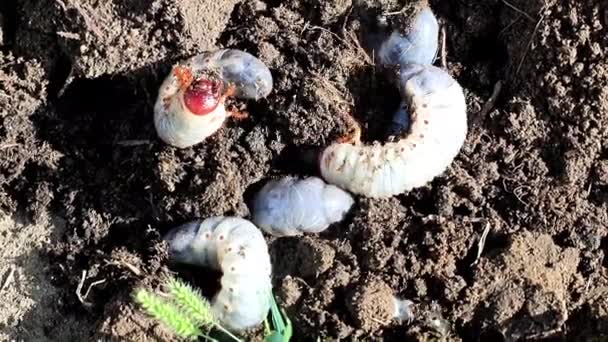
(250, 176, 354, 236)
(154, 49, 273, 148)
(163, 216, 272, 331)
(377, 7, 439, 67)
(319, 64, 467, 198)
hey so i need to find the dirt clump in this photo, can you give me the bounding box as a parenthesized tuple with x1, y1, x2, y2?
(45, 0, 240, 78)
(95, 290, 179, 341)
(457, 231, 580, 339)
(0, 215, 91, 341)
(346, 277, 396, 332)
(295, 236, 336, 278)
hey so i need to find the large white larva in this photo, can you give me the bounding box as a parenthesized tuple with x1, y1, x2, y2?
(163, 216, 272, 331)
(250, 176, 354, 236)
(154, 49, 273, 148)
(319, 64, 467, 198)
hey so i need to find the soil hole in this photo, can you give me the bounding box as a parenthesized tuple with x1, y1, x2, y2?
(47, 52, 73, 100)
(346, 65, 402, 143)
(0, 0, 17, 48)
(55, 75, 137, 116)
(482, 231, 510, 255)
(273, 144, 320, 176)
(242, 177, 271, 209)
(455, 224, 489, 285)
(171, 264, 223, 299)
(453, 203, 473, 216)
(551, 230, 572, 249)
(479, 328, 506, 341)
(591, 184, 608, 206)
(400, 188, 437, 216)
(540, 138, 567, 179)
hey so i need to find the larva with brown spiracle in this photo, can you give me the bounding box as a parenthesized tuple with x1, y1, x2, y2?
(319, 63, 467, 198)
(163, 216, 272, 331)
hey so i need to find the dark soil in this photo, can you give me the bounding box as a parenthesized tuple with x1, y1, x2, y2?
(0, 0, 606, 340)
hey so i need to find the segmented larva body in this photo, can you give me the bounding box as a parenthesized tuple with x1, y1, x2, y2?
(154, 49, 273, 148)
(163, 217, 272, 331)
(319, 64, 467, 198)
(251, 176, 354, 236)
(377, 7, 439, 66)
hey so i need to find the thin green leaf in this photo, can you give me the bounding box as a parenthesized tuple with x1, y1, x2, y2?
(264, 293, 292, 342)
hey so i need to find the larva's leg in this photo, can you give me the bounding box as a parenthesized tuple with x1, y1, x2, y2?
(223, 83, 249, 120)
(174, 66, 193, 90)
(222, 83, 237, 99)
(228, 110, 249, 120)
(336, 112, 362, 144)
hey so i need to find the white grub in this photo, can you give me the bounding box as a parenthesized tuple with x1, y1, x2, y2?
(393, 297, 415, 323)
(251, 176, 354, 236)
(319, 64, 467, 198)
(154, 49, 272, 148)
(377, 7, 439, 66)
(163, 217, 272, 331)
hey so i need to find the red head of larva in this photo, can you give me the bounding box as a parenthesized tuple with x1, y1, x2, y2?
(182, 79, 223, 116)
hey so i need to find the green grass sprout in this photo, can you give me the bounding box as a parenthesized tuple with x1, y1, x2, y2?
(133, 277, 243, 342)
(134, 288, 202, 340)
(167, 278, 216, 328)
(264, 293, 292, 342)
(135, 277, 291, 342)
(167, 278, 242, 341)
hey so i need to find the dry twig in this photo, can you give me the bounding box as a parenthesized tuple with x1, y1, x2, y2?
(60, 0, 105, 39)
(108, 259, 143, 276)
(83, 279, 107, 299)
(370, 316, 391, 326)
(116, 139, 152, 146)
(345, 31, 373, 65)
(56, 31, 80, 40)
(0, 267, 16, 292)
(479, 80, 504, 117)
(515, 14, 545, 77)
(384, 6, 407, 17)
(501, 0, 536, 22)
(0, 143, 20, 150)
(471, 223, 491, 266)
(440, 26, 447, 69)
(306, 24, 350, 47)
(76, 270, 90, 306)
(76, 270, 107, 306)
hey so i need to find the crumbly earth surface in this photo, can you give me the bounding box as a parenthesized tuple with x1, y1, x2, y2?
(0, 0, 606, 340)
